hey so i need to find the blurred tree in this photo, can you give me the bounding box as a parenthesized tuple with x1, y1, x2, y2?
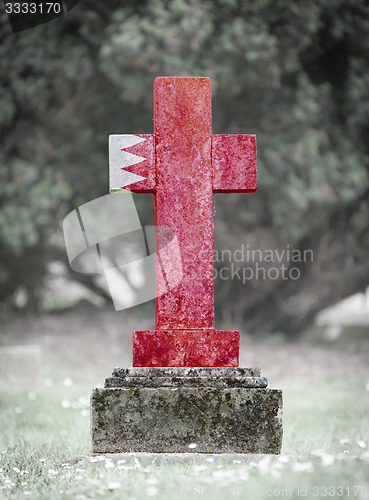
(0, 0, 368, 334)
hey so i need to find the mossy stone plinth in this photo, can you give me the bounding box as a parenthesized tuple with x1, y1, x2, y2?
(91, 368, 283, 454)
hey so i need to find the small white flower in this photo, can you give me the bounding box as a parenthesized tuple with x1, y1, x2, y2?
(27, 392, 37, 400)
(117, 465, 130, 470)
(78, 396, 89, 406)
(15, 407, 22, 414)
(108, 482, 121, 490)
(188, 443, 197, 449)
(335, 453, 349, 460)
(238, 467, 249, 481)
(24, 491, 31, 496)
(104, 462, 114, 469)
(146, 477, 158, 485)
(271, 468, 281, 479)
(146, 486, 159, 496)
(212, 469, 225, 478)
(193, 464, 207, 472)
(61, 400, 70, 409)
(48, 469, 58, 477)
(311, 448, 325, 457)
(321, 454, 335, 466)
(273, 461, 283, 470)
(358, 440, 367, 449)
(63, 378, 73, 387)
(292, 462, 314, 472)
(13, 467, 20, 474)
(256, 455, 272, 473)
(89, 458, 99, 463)
(39, 459, 46, 463)
(206, 457, 214, 463)
(81, 410, 89, 417)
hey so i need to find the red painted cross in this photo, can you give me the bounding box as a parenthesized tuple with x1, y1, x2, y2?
(109, 77, 257, 367)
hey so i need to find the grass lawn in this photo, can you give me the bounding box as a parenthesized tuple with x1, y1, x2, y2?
(1, 376, 369, 499)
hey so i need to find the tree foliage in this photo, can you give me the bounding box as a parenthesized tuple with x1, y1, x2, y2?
(0, 0, 369, 333)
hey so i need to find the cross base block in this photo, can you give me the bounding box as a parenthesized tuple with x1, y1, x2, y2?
(133, 330, 239, 367)
(91, 367, 283, 454)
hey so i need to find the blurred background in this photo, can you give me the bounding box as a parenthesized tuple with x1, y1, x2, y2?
(1, 0, 369, 384)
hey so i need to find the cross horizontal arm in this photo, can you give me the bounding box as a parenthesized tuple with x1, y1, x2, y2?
(212, 134, 257, 193)
(109, 134, 156, 193)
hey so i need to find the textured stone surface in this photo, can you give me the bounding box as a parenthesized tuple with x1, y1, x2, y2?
(133, 329, 239, 367)
(113, 367, 261, 377)
(91, 386, 283, 454)
(105, 376, 268, 388)
(105, 366, 267, 388)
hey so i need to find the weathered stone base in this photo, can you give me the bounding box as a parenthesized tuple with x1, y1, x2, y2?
(91, 368, 283, 454)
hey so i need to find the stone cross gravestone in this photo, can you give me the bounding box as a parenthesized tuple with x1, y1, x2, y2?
(110, 77, 256, 367)
(91, 77, 283, 453)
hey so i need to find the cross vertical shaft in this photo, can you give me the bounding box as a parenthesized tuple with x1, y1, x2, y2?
(154, 77, 214, 330)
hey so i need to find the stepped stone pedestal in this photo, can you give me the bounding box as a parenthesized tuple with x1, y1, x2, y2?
(91, 367, 283, 454)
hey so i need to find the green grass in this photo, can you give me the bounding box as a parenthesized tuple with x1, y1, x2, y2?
(0, 378, 369, 499)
